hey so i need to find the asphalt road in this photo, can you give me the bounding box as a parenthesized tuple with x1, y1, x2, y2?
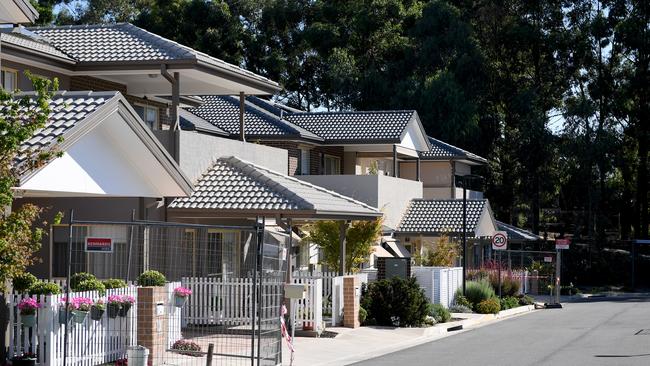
(352, 296, 650, 366)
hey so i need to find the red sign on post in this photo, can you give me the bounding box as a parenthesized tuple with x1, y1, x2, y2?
(555, 238, 570, 250)
(85, 237, 113, 253)
(492, 231, 508, 250)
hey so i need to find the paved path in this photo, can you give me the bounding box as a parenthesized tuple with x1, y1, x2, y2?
(353, 296, 650, 366)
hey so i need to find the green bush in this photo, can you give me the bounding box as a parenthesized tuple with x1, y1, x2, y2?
(137, 270, 166, 286)
(102, 279, 127, 289)
(12, 273, 37, 293)
(457, 280, 495, 308)
(364, 277, 431, 327)
(28, 281, 61, 295)
(75, 278, 106, 295)
(476, 298, 501, 314)
(454, 295, 472, 308)
(449, 304, 473, 313)
(490, 275, 520, 297)
(517, 294, 535, 306)
(429, 303, 451, 323)
(500, 296, 520, 310)
(70, 272, 97, 290)
(359, 306, 368, 324)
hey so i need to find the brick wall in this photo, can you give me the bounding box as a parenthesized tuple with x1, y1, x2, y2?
(343, 276, 360, 328)
(70, 76, 171, 128)
(136, 286, 168, 366)
(310, 145, 344, 175)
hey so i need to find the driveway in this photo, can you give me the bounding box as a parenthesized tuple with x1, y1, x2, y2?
(352, 296, 650, 366)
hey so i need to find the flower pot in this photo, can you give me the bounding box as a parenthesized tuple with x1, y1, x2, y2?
(119, 303, 131, 317)
(90, 306, 104, 321)
(108, 303, 120, 318)
(71, 310, 88, 324)
(58, 310, 72, 324)
(174, 295, 187, 308)
(11, 357, 37, 366)
(20, 314, 36, 327)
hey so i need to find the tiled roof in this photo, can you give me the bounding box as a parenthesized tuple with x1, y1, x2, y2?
(0, 32, 73, 61)
(420, 136, 487, 163)
(285, 110, 416, 142)
(185, 95, 322, 140)
(396, 199, 487, 234)
(496, 221, 541, 241)
(10, 91, 118, 166)
(169, 156, 381, 218)
(179, 108, 229, 136)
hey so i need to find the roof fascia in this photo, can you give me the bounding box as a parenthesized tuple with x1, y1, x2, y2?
(400, 112, 432, 150)
(194, 63, 281, 95)
(1, 44, 76, 71)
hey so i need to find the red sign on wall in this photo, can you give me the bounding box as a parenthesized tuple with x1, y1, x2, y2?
(555, 238, 570, 250)
(85, 237, 113, 253)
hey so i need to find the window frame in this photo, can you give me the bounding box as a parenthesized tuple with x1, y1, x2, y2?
(324, 154, 341, 175)
(133, 103, 159, 130)
(1, 67, 19, 91)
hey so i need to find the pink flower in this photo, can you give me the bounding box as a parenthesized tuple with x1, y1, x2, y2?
(121, 295, 135, 304)
(107, 295, 123, 305)
(174, 287, 192, 297)
(71, 297, 93, 311)
(17, 298, 40, 315)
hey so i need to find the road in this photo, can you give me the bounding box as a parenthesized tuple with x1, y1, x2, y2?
(352, 296, 650, 366)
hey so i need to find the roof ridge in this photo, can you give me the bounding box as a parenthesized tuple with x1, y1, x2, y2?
(28, 23, 127, 30)
(15, 90, 120, 98)
(224, 156, 380, 213)
(290, 110, 416, 116)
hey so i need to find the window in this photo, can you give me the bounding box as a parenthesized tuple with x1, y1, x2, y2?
(1, 68, 18, 91)
(134, 104, 159, 130)
(299, 149, 310, 175)
(324, 155, 341, 175)
(207, 229, 241, 279)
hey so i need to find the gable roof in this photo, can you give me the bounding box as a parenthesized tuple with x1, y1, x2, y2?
(9, 90, 193, 196)
(396, 199, 494, 236)
(420, 136, 487, 164)
(169, 156, 382, 219)
(185, 95, 322, 141)
(0, 31, 74, 63)
(496, 221, 541, 242)
(285, 110, 418, 144)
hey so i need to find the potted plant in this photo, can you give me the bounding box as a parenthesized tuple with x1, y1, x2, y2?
(91, 298, 105, 321)
(17, 298, 40, 327)
(107, 295, 122, 318)
(173, 287, 192, 307)
(119, 295, 135, 317)
(70, 297, 93, 324)
(10, 352, 37, 366)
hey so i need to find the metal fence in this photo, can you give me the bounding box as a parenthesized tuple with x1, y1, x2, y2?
(20, 215, 289, 366)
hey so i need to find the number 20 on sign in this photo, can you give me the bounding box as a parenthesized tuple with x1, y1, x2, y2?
(492, 231, 508, 250)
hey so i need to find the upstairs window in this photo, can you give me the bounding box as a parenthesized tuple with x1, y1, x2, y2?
(1, 68, 18, 91)
(134, 104, 158, 130)
(299, 149, 310, 175)
(324, 155, 341, 175)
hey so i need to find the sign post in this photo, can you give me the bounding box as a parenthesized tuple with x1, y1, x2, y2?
(553, 238, 570, 307)
(492, 232, 508, 298)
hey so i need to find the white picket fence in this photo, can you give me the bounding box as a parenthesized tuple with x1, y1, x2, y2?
(292, 278, 323, 332)
(7, 286, 138, 366)
(181, 277, 255, 325)
(293, 271, 337, 315)
(412, 267, 463, 308)
(166, 282, 182, 348)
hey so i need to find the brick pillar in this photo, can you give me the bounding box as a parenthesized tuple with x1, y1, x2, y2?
(137, 287, 168, 366)
(343, 276, 360, 328)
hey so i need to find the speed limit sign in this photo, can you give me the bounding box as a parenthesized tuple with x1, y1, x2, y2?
(492, 231, 508, 250)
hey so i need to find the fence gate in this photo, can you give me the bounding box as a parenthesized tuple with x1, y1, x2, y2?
(15, 215, 288, 366)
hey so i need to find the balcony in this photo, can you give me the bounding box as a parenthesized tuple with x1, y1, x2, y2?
(297, 174, 423, 229)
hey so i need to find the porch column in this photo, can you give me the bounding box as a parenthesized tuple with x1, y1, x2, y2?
(339, 221, 350, 275)
(161, 65, 181, 162)
(392, 145, 397, 177)
(239, 92, 246, 141)
(416, 157, 421, 182)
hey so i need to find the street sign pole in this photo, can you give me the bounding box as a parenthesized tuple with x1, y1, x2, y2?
(555, 249, 561, 305)
(498, 250, 502, 298)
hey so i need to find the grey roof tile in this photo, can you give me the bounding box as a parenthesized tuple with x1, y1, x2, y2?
(396, 199, 487, 235)
(169, 156, 381, 218)
(0, 32, 73, 61)
(420, 136, 487, 163)
(285, 110, 416, 143)
(8, 91, 118, 166)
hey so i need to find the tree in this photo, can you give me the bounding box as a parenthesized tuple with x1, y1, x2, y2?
(303, 219, 382, 273)
(0, 74, 58, 284)
(416, 234, 460, 267)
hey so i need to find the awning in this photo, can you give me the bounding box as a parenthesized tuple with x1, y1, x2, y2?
(383, 238, 411, 258)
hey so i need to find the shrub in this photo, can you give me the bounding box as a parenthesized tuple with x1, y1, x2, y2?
(449, 304, 473, 313)
(429, 303, 451, 323)
(490, 275, 520, 297)
(28, 281, 61, 295)
(365, 277, 431, 327)
(102, 279, 127, 289)
(171, 339, 202, 357)
(359, 307, 368, 324)
(457, 280, 495, 308)
(475, 298, 501, 314)
(75, 279, 106, 295)
(13, 273, 37, 293)
(70, 272, 97, 291)
(500, 296, 519, 310)
(454, 295, 472, 308)
(137, 270, 166, 286)
(517, 294, 535, 306)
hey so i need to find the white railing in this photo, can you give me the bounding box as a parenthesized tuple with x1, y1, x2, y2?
(292, 278, 323, 332)
(181, 277, 255, 325)
(166, 281, 182, 348)
(412, 267, 463, 308)
(293, 271, 337, 315)
(7, 286, 138, 366)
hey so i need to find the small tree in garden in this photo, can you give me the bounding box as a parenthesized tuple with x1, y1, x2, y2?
(0, 74, 59, 287)
(416, 234, 460, 267)
(303, 218, 382, 273)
